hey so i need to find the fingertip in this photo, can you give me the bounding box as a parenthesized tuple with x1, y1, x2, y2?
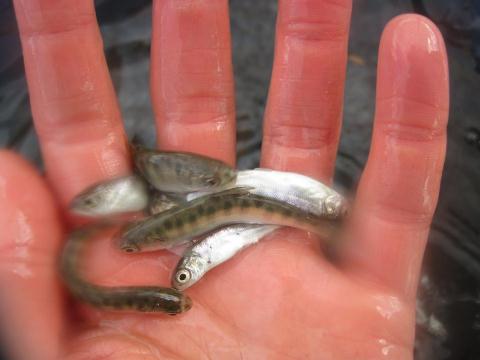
(0, 150, 41, 204)
(378, 14, 449, 108)
(0, 150, 64, 359)
(0, 149, 33, 172)
(0, 150, 62, 265)
(381, 14, 445, 53)
(0, 150, 59, 218)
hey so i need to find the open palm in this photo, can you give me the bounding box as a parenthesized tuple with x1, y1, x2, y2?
(0, 1, 449, 359)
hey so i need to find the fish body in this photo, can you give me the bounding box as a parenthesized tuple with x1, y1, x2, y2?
(172, 224, 278, 290)
(133, 146, 236, 193)
(148, 192, 183, 215)
(187, 168, 347, 218)
(69, 175, 150, 217)
(118, 188, 340, 252)
(60, 224, 192, 314)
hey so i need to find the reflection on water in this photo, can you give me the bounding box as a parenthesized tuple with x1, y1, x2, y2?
(1, 0, 480, 359)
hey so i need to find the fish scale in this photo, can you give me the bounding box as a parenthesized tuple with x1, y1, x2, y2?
(186, 168, 348, 218)
(118, 187, 341, 252)
(133, 145, 237, 193)
(172, 224, 280, 290)
(60, 224, 192, 314)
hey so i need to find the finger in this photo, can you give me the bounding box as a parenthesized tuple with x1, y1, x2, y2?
(0, 151, 64, 360)
(344, 15, 449, 299)
(13, 0, 129, 206)
(261, 0, 352, 182)
(151, 0, 236, 165)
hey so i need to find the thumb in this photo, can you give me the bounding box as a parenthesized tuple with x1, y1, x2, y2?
(0, 151, 65, 360)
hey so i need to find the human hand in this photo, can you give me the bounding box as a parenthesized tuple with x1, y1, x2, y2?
(0, 1, 448, 359)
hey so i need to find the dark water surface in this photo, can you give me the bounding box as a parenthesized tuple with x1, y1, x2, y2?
(1, 0, 480, 359)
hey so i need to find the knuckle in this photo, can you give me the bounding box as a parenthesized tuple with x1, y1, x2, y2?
(282, 19, 348, 43)
(164, 110, 234, 126)
(264, 123, 338, 150)
(369, 201, 434, 226)
(16, 1, 96, 39)
(0, 237, 53, 280)
(377, 95, 448, 143)
(35, 94, 122, 144)
(19, 16, 96, 39)
(379, 121, 446, 143)
(279, 0, 351, 43)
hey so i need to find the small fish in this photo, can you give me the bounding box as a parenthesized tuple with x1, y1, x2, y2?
(133, 145, 237, 193)
(186, 168, 348, 219)
(172, 224, 279, 290)
(118, 187, 341, 253)
(70, 175, 150, 217)
(60, 223, 192, 314)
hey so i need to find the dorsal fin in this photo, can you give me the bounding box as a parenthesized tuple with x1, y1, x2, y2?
(200, 186, 254, 199)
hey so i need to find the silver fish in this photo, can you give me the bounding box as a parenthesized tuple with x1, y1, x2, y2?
(70, 175, 149, 217)
(187, 168, 348, 218)
(172, 225, 279, 290)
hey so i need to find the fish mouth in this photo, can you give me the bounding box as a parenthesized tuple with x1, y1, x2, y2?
(69, 198, 92, 216)
(324, 194, 348, 218)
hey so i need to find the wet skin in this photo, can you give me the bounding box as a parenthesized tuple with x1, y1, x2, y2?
(0, 1, 448, 359)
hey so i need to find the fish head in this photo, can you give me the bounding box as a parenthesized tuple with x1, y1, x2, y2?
(70, 185, 113, 217)
(69, 175, 148, 217)
(324, 194, 349, 218)
(115, 222, 144, 253)
(199, 165, 237, 190)
(172, 252, 208, 290)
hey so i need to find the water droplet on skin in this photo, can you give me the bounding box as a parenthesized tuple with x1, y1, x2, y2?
(6, 210, 35, 279)
(378, 339, 395, 356)
(12, 264, 33, 278)
(373, 295, 402, 320)
(15, 211, 33, 247)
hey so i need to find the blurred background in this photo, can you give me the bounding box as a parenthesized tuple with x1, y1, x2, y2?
(1, 0, 479, 359)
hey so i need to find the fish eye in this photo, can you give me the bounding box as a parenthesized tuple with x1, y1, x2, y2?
(175, 269, 191, 283)
(122, 244, 139, 253)
(83, 197, 97, 207)
(205, 177, 219, 186)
